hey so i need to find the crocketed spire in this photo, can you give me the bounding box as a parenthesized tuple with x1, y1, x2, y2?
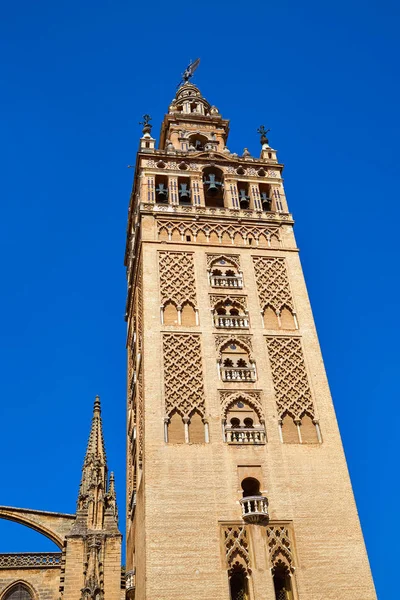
(76, 396, 118, 530)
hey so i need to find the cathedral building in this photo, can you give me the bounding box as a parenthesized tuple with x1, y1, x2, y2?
(0, 73, 376, 600)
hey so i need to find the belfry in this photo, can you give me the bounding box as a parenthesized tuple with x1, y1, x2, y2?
(124, 72, 377, 600)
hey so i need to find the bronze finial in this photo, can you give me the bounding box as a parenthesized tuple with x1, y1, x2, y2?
(257, 125, 270, 146)
(177, 58, 200, 88)
(139, 114, 152, 135)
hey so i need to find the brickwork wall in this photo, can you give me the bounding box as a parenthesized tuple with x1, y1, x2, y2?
(127, 212, 376, 600)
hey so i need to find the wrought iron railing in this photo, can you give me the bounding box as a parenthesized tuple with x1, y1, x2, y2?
(0, 553, 62, 568)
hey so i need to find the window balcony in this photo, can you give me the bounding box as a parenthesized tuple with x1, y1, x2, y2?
(225, 427, 266, 444)
(126, 569, 136, 599)
(240, 496, 269, 524)
(211, 275, 243, 288)
(214, 315, 248, 329)
(221, 367, 256, 382)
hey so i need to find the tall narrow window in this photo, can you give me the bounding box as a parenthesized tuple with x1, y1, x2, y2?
(273, 564, 293, 600)
(229, 565, 249, 600)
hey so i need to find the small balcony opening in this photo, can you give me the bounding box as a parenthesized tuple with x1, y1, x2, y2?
(240, 478, 269, 523)
(209, 259, 243, 289)
(220, 343, 255, 381)
(241, 477, 261, 498)
(214, 300, 248, 329)
(259, 183, 272, 211)
(203, 166, 224, 208)
(178, 176, 191, 205)
(155, 175, 169, 203)
(237, 181, 250, 209)
(224, 398, 266, 444)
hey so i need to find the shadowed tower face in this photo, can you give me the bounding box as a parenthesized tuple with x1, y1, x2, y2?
(124, 80, 376, 600)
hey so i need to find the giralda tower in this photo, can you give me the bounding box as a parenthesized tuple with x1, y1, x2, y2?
(124, 71, 376, 600)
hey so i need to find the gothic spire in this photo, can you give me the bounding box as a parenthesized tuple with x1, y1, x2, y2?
(76, 396, 113, 530)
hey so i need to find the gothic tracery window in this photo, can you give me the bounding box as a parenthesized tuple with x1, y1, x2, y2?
(3, 584, 34, 600)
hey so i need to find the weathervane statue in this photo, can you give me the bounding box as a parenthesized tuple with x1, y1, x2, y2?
(177, 58, 200, 88)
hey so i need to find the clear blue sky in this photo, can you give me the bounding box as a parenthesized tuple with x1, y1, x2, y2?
(0, 1, 398, 597)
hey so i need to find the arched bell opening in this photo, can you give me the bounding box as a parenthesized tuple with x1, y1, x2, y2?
(178, 176, 191, 205)
(259, 183, 272, 211)
(237, 181, 250, 209)
(203, 166, 224, 208)
(189, 133, 208, 151)
(155, 175, 169, 203)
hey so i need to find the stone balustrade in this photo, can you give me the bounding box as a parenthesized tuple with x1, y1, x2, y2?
(215, 315, 248, 328)
(0, 553, 62, 569)
(126, 569, 136, 594)
(221, 367, 255, 382)
(211, 276, 243, 288)
(239, 496, 269, 524)
(225, 427, 266, 444)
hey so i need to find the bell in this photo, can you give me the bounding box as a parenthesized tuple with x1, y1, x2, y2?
(156, 183, 168, 201)
(203, 173, 222, 196)
(179, 183, 191, 203)
(239, 188, 250, 209)
(261, 192, 271, 210)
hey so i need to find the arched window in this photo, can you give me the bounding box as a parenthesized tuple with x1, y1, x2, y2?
(220, 342, 255, 382)
(229, 565, 249, 600)
(214, 301, 248, 329)
(209, 258, 243, 288)
(241, 477, 260, 498)
(203, 167, 224, 208)
(4, 584, 34, 600)
(189, 134, 208, 151)
(273, 563, 294, 600)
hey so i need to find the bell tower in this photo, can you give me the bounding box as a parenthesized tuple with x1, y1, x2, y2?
(124, 73, 376, 600)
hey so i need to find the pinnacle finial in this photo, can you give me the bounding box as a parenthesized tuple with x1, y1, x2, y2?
(257, 125, 271, 146)
(94, 395, 101, 413)
(139, 114, 152, 135)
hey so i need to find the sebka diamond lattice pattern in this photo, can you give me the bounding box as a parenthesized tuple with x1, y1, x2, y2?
(223, 525, 251, 571)
(266, 337, 315, 419)
(266, 525, 295, 573)
(252, 257, 294, 312)
(159, 251, 197, 307)
(163, 334, 205, 418)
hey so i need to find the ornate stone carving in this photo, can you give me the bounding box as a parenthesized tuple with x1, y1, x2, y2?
(157, 219, 280, 246)
(209, 294, 247, 311)
(219, 390, 263, 419)
(222, 525, 251, 572)
(158, 251, 197, 308)
(206, 253, 241, 270)
(163, 334, 205, 418)
(266, 337, 315, 419)
(253, 257, 294, 312)
(266, 524, 295, 574)
(215, 334, 253, 359)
